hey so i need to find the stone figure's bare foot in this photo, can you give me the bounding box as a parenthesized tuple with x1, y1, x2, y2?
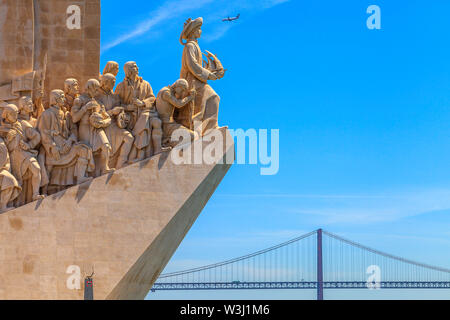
(102, 168, 115, 175)
(32, 195, 45, 201)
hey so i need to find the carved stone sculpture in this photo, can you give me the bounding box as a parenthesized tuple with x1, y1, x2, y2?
(96, 73, 134, 169)
(0, 137, 21, 212)
(16, 96, 49, 195)
(18, 96, 37, 128)
(156, 79, 196, 147)
(37, 90, 95, 191)
(63, 78, 80, 142)
(0, 8, 234, 300)
(179, 17, 225, 136)
(0, 104, 44, 204)
(115, 61, 164, 162)
(102, 61, 120, 77)
(72, 79, 114, 176)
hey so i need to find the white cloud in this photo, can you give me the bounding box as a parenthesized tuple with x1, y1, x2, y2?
(101, 0, 214, 53)
(101, 0, 291, 52)
(218, 189, 450, 224)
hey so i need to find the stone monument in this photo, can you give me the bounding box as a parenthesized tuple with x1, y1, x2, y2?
(0, 0, 233, 300)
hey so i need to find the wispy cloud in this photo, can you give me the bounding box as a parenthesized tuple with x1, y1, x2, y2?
(217, 189, 450, 224)
(101, 0, 290, 52)
(283, 189, 450, 224)
(101, 0, 214, 53)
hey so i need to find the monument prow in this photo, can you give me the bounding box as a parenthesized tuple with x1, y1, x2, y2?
(0, 1, 233, 299)
(0, 128, 234, 299)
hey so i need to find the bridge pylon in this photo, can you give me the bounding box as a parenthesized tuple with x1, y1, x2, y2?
(317, 229, 324, 300)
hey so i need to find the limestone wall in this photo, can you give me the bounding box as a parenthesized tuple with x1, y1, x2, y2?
(0, 0, 34, 85)
(0, 0, 100, 105)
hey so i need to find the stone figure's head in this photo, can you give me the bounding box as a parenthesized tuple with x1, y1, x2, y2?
(103, 61, 119, 77)
(64, 78, 80, 97)
(2, 104, 19, 123)
(171, 79, 189, 99)
(85, 79, 101, 98)
(18, 96, 34, 115)
(100, 73, 116, 92)
(50, 90, 66, 108)
(124, 61, 139, 78)
(180, 17, 203, 44)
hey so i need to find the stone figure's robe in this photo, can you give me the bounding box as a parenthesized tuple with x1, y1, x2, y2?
(72, 94, 111, 153)
(2, 121, 39, 185)
(155, 86, 194, 146)
(96, 88, 134, 158)
(0, 138, 21, 202)
(37, 106, 95, 186)
(115, 77, 157, 150)
(18, 117, 48, 186)
(179, 40, 220, 133)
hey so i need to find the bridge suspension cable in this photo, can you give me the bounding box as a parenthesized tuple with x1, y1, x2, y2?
(152, 229, 450, 295)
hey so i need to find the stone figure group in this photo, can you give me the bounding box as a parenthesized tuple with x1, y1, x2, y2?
(0, 16, 225, 212)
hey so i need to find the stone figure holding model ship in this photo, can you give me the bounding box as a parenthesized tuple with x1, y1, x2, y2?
(178, 17, 226, 136)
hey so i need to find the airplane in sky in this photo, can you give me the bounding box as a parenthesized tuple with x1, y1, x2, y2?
(222, 14, 240, 22)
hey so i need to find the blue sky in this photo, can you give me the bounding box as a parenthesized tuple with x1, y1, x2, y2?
(100, 0, 450, 299)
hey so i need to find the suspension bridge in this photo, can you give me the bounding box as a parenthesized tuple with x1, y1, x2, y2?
(151, 229, 450, 300)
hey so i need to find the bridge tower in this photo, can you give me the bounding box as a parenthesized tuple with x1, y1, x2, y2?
(317, 229, 324, 300)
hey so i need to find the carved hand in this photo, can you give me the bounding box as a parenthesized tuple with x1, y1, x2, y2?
(62, 140, 72, 154)
(85, 101, 98, 111)
(208, 72, 218, 81)
(20, 140, 30, 151)
(6, 130, 16, 142)
(112, 106, 124, 115)
(134, 99, 145, 108)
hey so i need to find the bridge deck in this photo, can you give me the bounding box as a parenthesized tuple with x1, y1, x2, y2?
(151, 281, 450, 291)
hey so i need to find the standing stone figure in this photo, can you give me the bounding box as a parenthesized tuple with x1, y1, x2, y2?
(63, 79, 80, 113)
(102, 61, 119, 78)
(155, 79, 196, 147)
(37, 90, 94, 190)
(63, 78, 81, 141)
(115, 61, 163, 162)
(96, 73, 134, 169)
(72, 79, 114, 176)
(18, 96, 37, 128)
(17, 96, 48, 194)
(1, 104, 44, 204)
(179, 17, 225, 136)
(0, 137, 21, 212)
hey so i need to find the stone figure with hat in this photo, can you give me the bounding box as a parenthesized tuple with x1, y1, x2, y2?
(178, 17, 226, 137)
